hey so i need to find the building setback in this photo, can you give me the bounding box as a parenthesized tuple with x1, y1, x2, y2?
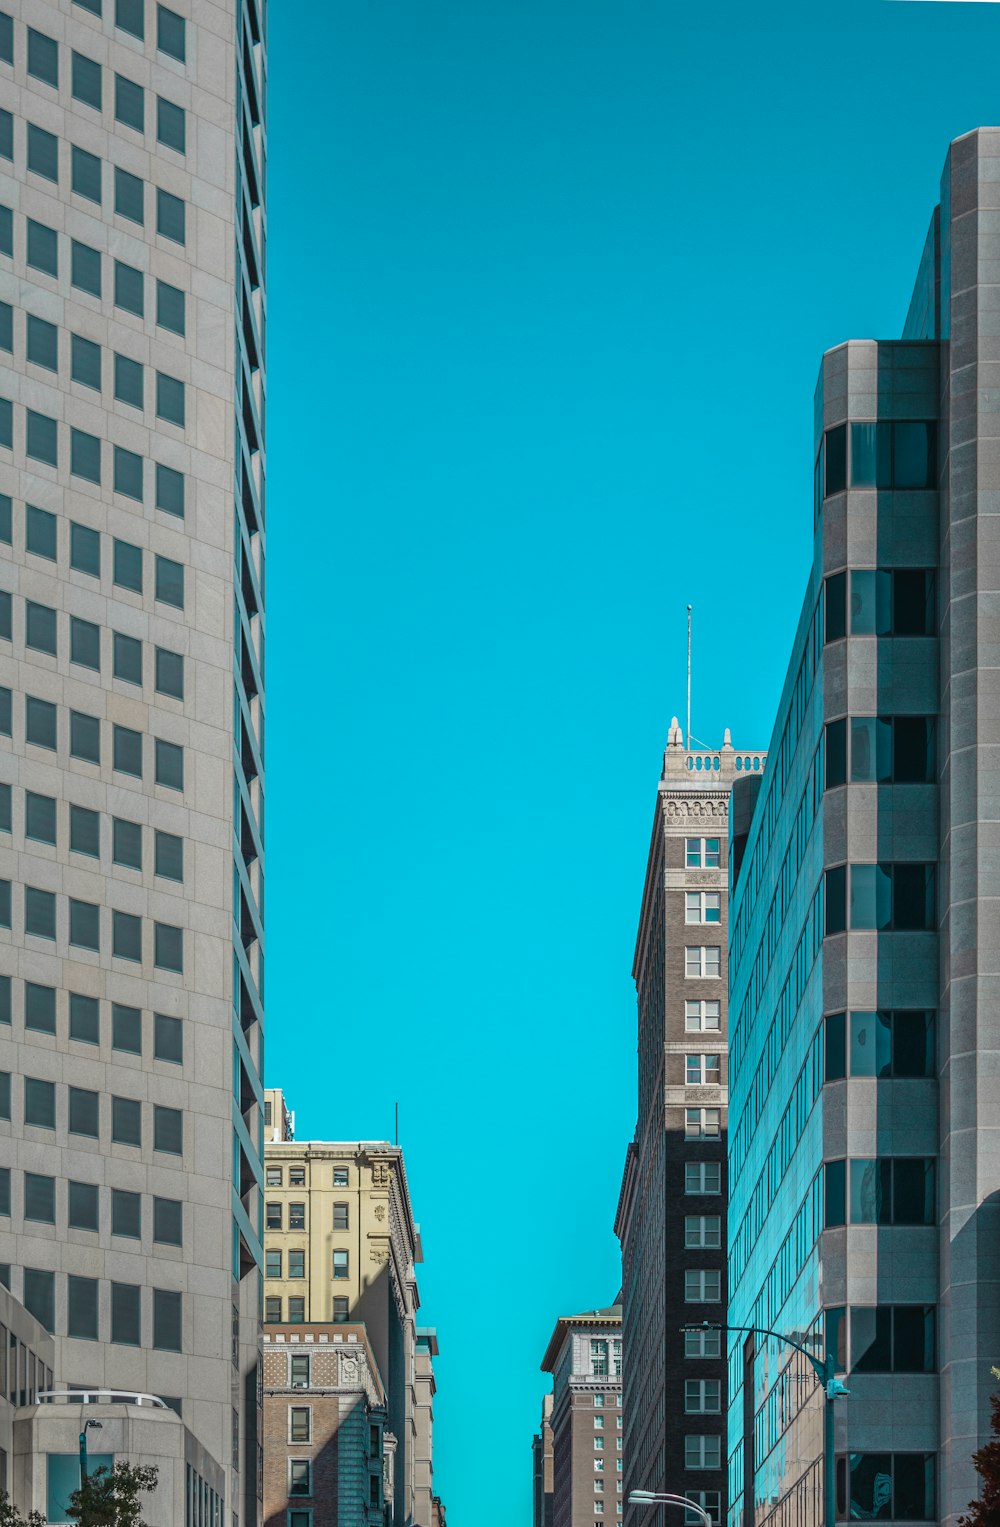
(616, 726, 765, 1527)
(540, 1303, 623, 1527)
(727, 126, 1000, 1527)
(0, 0, 266, 1521)
(262, 1089, 427, 1527)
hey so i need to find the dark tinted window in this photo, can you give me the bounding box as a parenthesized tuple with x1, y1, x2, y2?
(153, 1196, 182, 1244)
(26, 317, 58, 372)
(112, 1003, 141, 1053)
(112, 1188, 141, 1238)
(25, 792, 56, 846)
(69, 1087, 99, 1137)
(70, 994, 100, 1045)
(70, 804, 100, 858)
(825, 423, 846, 495)
(111, 1282, 141, 1345)
(72, 240, 102, 296)
(23, 1269, 54, 1332)
(25, 983, 55, 1034)
(70, 710, 101, 763)
(115, 73, 144, 130)
(111, 1095, 141, 1145)
(68, 1181, 99, 1230)
(71, 334, 102, 391)
(68, 1275, 99, 1339)
(69, 899, 100, 951)
(113, 910, 142, 962)
(154, 1104, 183, 1154)
(112, 818, 142, 870)
(24, 1172, 55, 1222)
(154, 1013, 183, 1064)
(72, 51, 102, 110)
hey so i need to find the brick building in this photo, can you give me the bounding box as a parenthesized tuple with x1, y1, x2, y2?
(540, 1303, 623, 1527)
(615, 724, 766, 1527)
(262, 1323, 388, 1527)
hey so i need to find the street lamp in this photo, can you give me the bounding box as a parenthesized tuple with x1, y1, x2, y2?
(79, 1418, 103, 1485)
(680, 1321, 849, 1527)
(628, 1492, 713, 1527)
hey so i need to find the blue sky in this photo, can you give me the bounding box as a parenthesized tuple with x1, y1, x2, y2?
(264, 2, 995, 1521)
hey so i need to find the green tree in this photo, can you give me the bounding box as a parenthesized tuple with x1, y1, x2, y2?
(960, 1392, 1000, 1527)
(0, 1491, 46, 1526)
(65, 1464, 158, 1527)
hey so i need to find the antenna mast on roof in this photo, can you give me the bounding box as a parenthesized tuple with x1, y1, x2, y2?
(686, 604, 692, 750)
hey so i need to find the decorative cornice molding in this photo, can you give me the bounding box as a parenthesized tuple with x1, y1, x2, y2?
(661, 795, 730, 819)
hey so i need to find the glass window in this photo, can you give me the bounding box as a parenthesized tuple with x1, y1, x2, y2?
(68, 1180, 99, 1230)
(155, 922, 183, 972)
(849, 717, 891, 782)
(115, 73, 144, 130)
(290, 1355, 310, 1388)
(27, 124, 59, 183)
(71, 429, 101, 484)
(112, 1095, 142, 1145)
(156, 372, 185, 427)
(26, 794, 57, 846)
(68, 1275, 99, 1340)
(25, 1077, 56, 1129)
(333, 1203, 349, 1230)
(155, 463, 185, 517)
(27, 222, 58, 280)
(115, 167, 144, 224)
(684, 1327, 721, 1359)
(850, 864, 891, 931)
(154, 1104, 183, 1154)
(155, 739, 183, 790)
(25, 696, 57, 748)
(114, 260, 144, 316)
(72, 240, 101, 297)
(0, 302, 8, 353)
(71, 145, 102, 204)
(71, 335, 101, 391)
(333, 1168, 349, 1186)
(113, 631, 143, 685)
(825, 571, 846, 642)
(113, 538, 143, 592)
(155, 555, 184, 607)
(153, 1289, 181, 1351)
(24, 1173, 55, 1222)
(849, 422, 879, 487)
(850, 1159, 891, 1224)
(264, 1297, 281, 1322)
(111, 1282, 141, 1345)
(71, 710, 101, 764)
(333, 1296, 349, 1322)
(68, 1086, 99, 1137)
(113, 909, 142, 961)
(112, 1003, 141, 1054)
(893, 422, 936, 489)
(157, 96, 185, 153)
(157, 188, 185, 244)
(825, 1159, 846, 1227)
(26, 317, 58, 373)
(155, 647, 183, 699)
(157, 5, 186, 60)
(112, 1188, 141, 1238)
(265, 1251, 281, 1279)
(25, 886, 56, 940)
(71, 617, 101, 670)
(28, 27, 59, 86)
(154, 1013, 183, 1064)
(266, 1168, 282, 1188)
(332, 1250, 349, 1280)
(114, 447, 144, 501)
(113, 724, 142, 777)
(115, 352, 144, 408)
(25, 983, 56, 1035)
(825, 423, 846, 495)
(23, 1269, 54, 1332)
(290, 1408, 310, 1443)
(157, 280, 185, 335)
(265, 1201, 282, 1230)
(70, 994, 100, 1045)
(288, 1251, 305, 1279)
(154, 831, 183, 882)
(72, 51, 102, 110)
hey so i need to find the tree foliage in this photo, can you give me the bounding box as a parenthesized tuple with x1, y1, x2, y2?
(65, 1464, 159, 1527)
(960, 1391, 1000, 1527)
(0, 1491, 46, 1527)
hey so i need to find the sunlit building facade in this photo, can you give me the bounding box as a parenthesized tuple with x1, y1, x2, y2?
(727, 126, 1000, 1527)
(0, 0, 267, 1519)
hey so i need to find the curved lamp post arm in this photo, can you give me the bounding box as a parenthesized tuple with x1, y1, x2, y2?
(681, 1320, 834, 1388)
(628, 1492, 713, 1527)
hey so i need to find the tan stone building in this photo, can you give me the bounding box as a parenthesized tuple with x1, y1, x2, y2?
(261, 1322, 388, 1527)
(540, 1304, 623, 1527)
(262, 1090, 428, 1526)
(413, 1327, 438, 1526)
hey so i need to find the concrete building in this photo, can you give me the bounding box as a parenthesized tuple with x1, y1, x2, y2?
(261, 1323, 388, 1527)
(263, 1094, 426, 1526)
(727, 126, 1000, 1527)
(615, 726, 765, 1527)
(0, 0, 266, 1520)
(540, 1303, 623, 1527)
(532, 1391, 554, 1527)
(414, 1327, 438, 1527)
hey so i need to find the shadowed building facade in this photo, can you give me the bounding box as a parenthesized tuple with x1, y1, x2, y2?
(616, 725, 765, 1527)
(0, 0, 267, 1520)
(540, 1303, 623, 1527)
(727, 126, 1000, 1527)
(533, 1391, 555, 1527)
